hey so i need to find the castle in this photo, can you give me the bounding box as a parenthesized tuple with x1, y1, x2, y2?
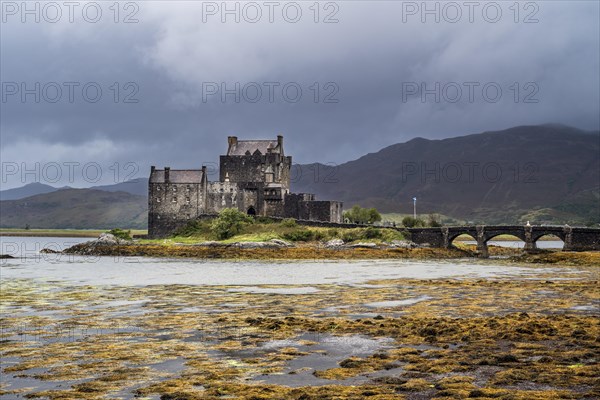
(148, 136, 343, 237)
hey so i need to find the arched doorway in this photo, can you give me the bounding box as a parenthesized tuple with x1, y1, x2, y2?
(247, 206, 256, 216)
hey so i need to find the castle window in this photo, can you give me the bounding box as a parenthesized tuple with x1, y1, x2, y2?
(172, 196, 177, 203)
(173, 186, 177, 192)
(187, 186, 191, 191)
(156, 198, 161, 203)
(157, 186, 161, 191)
(186, 197, 190, 203)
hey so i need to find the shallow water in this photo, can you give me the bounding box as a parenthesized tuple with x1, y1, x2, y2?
(251, 333, 394, 387)
(461, 240, 564, 249)
(364, 295, 433, 308)
(0, 237, 577, 286)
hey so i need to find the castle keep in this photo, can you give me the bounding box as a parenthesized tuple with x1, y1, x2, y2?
(148, 136, 343, 237)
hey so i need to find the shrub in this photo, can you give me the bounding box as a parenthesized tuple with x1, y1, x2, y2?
(363, 226, 383, 239)
(282, 229, 314, 242)
(211, 208, 253, 240)
(255, 216, 276, 224)
(173, 220, 211, 237)
(402, 216, 426, 228)
(427, 213, 443, 227)
(344, 205, 382, 224)
(108, 228, 132, 241)
(312, 230, 326, 241)
(281, 218, 297, 228)
(341, 230, 360, 242)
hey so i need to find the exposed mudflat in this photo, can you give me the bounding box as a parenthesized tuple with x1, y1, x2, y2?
(1, 255, 598, 399)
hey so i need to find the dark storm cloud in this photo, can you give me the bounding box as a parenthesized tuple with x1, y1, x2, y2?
(1, 1, 598, 189)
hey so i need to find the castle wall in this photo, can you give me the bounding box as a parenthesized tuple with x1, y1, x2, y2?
(205, 182, 240, 213)
(298, 200, 344, 223)
(220, 153, 292, 191)
(284, 193, 314, 219)
(148, 182, 206, 237)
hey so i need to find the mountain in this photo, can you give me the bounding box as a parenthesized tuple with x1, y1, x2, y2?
(0, 182, 58, 201)
(291, 125, 600, 225)
(0, 189, 147, 229)
(92, 178, 147, 196)
(1, 125, 597, 228)
(0, 178, 147, 201)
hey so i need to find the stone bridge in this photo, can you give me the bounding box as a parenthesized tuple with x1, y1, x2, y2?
(407, 225, 600, 257)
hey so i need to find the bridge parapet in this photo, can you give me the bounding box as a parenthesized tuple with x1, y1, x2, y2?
(408, 225, 600, 257)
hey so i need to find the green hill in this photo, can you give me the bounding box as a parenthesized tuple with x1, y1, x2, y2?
(0, 189, 147, 229)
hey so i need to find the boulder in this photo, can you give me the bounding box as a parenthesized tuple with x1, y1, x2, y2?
(95, 233, 132, 246)
(270, 239, 293, 247)
(191, 241, 223, 247)
(348, 242, 378, 249)
(390, 240, 419, 249)
(235, 242, 279, 249)
(325, 239, 344, 248)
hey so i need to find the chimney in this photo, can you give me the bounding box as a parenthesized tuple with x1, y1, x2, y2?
(150, 165, 155, 173)
(164, 167, 170, 183)
(228, 136, 238, 147)
(277, 135, 283, 147)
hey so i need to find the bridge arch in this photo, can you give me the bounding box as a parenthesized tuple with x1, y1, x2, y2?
(484, 233, 526, 250)
(532, 231, 566, 243)
(483, 232, 527, 244)
(447, 232, 476, 248)
(532, 233, 565, 250)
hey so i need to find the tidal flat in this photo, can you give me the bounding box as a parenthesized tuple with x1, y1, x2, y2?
(1, 234, 599, 400)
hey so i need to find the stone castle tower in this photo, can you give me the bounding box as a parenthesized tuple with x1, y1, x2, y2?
(148, 136, 343, 238)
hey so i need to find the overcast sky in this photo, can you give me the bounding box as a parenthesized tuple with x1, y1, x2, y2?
(1, 0, 598, 189)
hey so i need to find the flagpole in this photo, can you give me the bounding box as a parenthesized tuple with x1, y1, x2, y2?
(413, 197, 417, 219)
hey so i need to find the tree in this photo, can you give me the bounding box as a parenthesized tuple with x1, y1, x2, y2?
(211, 208, 253, 240)
(344, 205, 381, 224)
(368, 208, 382, 224)
(402, 216, 426, 228)
(427, 213, 442, 227)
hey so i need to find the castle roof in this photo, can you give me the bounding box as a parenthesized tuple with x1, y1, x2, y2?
(149, 169, 204, 183)
(227, 140, 280, 156)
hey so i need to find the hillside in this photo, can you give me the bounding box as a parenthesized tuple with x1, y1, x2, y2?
(292, 125, 600, 225)
(0, 182, 59, 201)
(0, 189, 147, 229)
(92, 178, 147, 196)
(0, 179, 146, 201)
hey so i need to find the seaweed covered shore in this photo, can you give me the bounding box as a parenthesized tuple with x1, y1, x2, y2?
(1, 274, 598, 399)
(57, 234, 600, 266)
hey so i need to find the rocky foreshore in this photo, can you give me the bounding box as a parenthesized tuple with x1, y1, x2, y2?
(47, 233, 600, 265)
(53, 233, 475, 260)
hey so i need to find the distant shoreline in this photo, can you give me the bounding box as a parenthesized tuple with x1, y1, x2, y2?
(0, 229, 146, 238)
(1, 230, 560, 241)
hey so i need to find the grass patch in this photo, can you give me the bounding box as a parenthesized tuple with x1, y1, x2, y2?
(164, 218, 405, 244)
